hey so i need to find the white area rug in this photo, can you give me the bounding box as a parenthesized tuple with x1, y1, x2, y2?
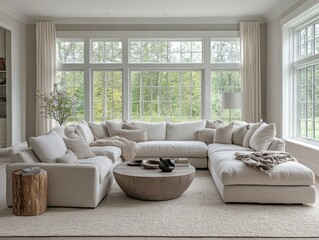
(0, 169, 318, 238)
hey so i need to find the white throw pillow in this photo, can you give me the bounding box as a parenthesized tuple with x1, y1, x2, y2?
(249, 123, 276, 152)
(232, 124, 249, 146)
(64, 126, 83, 140)
(56, 149, 78, 163)
(242, 122, 263, 148)
(63, 138, 95, 159)
(166, 120, 206, 141)
(197, 129, 215, 144)
(113, 129, 147, 142)
(105, 120, 124, 137)
(52, 126, 67, 138)
(213, 123, 233, 144)
(130, 121, 166, 141)
(29, 131, 67, 163)
(76, 121, 95, 144)
(88, 122, 108, 140)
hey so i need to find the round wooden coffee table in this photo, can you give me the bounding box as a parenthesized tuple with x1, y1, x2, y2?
(113, 163, 195, 201)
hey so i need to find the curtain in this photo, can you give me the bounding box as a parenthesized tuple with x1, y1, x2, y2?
(240, 22, 261, 123)
(36, 22, 56, 136)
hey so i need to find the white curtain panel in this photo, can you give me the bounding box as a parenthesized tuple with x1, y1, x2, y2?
(240, 22, 261, 123)
(36, 22, 56, 136)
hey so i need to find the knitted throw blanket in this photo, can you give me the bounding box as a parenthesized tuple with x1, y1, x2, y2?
(234, 152, 297, 175)
(90, 136, 137, 162)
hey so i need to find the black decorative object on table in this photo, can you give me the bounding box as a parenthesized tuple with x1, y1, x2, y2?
(159, 157, 175, 172)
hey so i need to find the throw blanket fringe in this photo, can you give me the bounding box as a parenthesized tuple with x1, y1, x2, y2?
(234, 152, 297, 175)
(90, 136, 137, 162)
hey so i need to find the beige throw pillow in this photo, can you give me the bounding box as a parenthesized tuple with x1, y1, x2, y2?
(63, 138, 95, 159)
(56, 149, 78, 163)
(197, 129, 215, 144)
(29, 131, 67, 163)
(88, 122, 108, 140)
(113, 129, 147, 142)
(213, 124, 233, 144)
(232, 124, 249, 146)
(249, 123, 276, 152)
(105, 120, 124, 137)
(242, 122, 263, 148)
(76, 121, 95, 144)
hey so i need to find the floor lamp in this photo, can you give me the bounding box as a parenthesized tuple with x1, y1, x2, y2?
(221, 92, 242, 123)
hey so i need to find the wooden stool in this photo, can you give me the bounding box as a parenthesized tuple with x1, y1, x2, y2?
(12, 169, 47, 216)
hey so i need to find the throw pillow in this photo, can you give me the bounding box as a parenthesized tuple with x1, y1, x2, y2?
(56, 149, 78, 163)
(213, 123, 233, 144)
(88, 122, 108, 140)
(52, 126, 67, 138)
(232, 124, 249, 146)
(113, 129, 147, 142)
(166, 120, 206, 141)
(17, 149, 40, 163)
(76, 121, 95, 144)
(249, 123, 276, 152)
(65, 126, 83, 140)
(63, 138, 95, 159)
(197, 129, 215, 144)
(242, 122, 263, 147)
(206, 120, 224, 129)
(29, 130, 67, 163)
(105, 120, 124, 137)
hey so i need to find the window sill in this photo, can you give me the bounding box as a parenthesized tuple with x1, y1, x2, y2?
(284, 138, 319, 151)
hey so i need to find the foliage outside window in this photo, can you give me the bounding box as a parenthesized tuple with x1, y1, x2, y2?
(298, 22, 319, 60)
(211, 40, 240, 63)
(91, 41, 122, 63)
(131, 71, 201, 122)
(93, 70, 122, 122)
(211, 71, 241, 122)
(56, 41, 84, 63)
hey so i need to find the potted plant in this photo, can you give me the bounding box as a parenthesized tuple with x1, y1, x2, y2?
(37, 83, 78, 126)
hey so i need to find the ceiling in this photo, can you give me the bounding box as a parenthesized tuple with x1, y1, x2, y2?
(0, 0, 282, 20)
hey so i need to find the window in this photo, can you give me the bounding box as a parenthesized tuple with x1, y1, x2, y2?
(298, 22, 319, 59)
(131, 71, 201, 122)
(56, 33, 240, 123)
(56, 71, 85, 123)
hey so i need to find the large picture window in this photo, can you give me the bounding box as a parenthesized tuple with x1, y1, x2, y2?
(56, 33, 240, 123)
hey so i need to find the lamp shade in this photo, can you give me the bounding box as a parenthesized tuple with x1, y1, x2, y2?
(221, 92, 242, 109)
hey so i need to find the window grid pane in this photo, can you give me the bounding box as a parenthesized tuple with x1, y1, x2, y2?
(91, 41, 122, 63)
(211, 71, 241, 122)
(56, 41, 84, 63)
(93, 71, 123, 121)
(298, 21, 319, 60)
(56, 71, 84, 123)
(129, 40, 202, 63)
(211, 40, 240, 63)
(131, 71, 202, 122)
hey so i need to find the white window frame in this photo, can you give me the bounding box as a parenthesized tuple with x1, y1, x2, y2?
(56, 31, 240, 122)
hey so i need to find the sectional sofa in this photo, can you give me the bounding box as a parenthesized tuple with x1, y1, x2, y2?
(6, 120, 317, 208)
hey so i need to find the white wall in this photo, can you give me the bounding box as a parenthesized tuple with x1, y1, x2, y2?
(0, 10, 27, 146)
(266, 0, 319, 176)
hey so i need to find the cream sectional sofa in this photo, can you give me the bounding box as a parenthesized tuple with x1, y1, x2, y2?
(6, 119, 317, 207)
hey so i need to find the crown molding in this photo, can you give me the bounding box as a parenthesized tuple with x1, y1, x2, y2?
(0, 1, 29, 24)
(263, 0, 301, 22)
(30, 16, 264, 25)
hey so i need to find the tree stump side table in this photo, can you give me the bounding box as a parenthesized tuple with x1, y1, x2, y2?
(12, 169, 48, 216)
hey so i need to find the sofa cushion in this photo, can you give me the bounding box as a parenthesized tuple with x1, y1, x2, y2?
(56, 149, 77, 163)
(249, 123, 276, 152)
(242, 122, 262, 147)
(197, 129, 215, 144)
(213, 124, 233, 144)
(76, 156, 113, 182)
(166, 120, 205, 141)
(105, 120, 124, 137)
(135, 141, 208, 158)
(90, 146, 121, 162)
(63, 138, 95, 159)
(88, 122, 107, 140)
(127, 121, 166, 141)
(208, 143, 253, 155)
(77, 121, 95, 144)
(113, 129, 147, 142)
(232, 124, 249, 146)
(29, 131, 67, 163)
(209, 150, 315, 186)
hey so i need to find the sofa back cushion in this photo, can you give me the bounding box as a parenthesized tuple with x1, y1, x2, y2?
(166, 120, 205, 141)
(127, 121, 166, 141)
(197, 129, 215, 144)
(29, 131, 67, 163)
(76, 120, 95, 144)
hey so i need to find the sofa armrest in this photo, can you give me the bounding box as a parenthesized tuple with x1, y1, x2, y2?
(268, 137, 286, 152)
(6, 162, 100, 208)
